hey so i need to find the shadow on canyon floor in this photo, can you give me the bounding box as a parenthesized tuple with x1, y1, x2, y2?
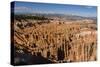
(14, 52, 54, 66)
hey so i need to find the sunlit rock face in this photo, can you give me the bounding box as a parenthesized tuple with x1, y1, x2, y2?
(12, 15, 97, 65)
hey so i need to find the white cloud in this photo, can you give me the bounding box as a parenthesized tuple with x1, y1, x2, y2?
(15, 6, 33, 11)
(85, 6, 93, 9)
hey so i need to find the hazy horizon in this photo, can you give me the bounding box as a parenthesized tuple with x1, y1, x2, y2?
(11, 1, 97, 17)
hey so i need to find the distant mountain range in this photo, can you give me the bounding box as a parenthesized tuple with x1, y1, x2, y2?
(14, 12, 97, 21)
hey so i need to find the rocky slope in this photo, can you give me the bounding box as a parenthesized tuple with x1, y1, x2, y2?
(12, 15, 97, 65)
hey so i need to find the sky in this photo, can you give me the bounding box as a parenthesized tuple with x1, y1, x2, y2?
(12, 1, 97, 17)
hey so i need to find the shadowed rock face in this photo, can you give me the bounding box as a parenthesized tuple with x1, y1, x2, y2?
(14, 52, 53, 65)
(12, 15, 97, 65)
